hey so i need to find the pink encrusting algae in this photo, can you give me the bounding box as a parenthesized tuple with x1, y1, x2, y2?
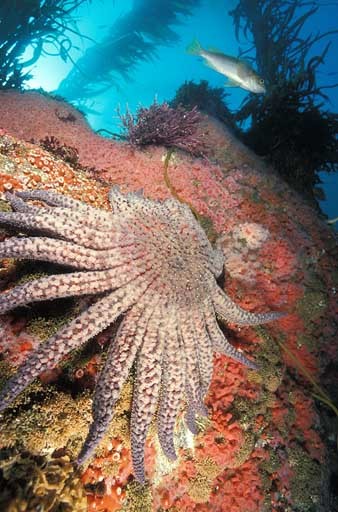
(0, 91, 337, 511)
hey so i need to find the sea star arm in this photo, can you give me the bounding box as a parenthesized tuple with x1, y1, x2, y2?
(130, 305, 165, 483)
(0, 269, 133, 314)
(175, 205, 224, 277)
(192, 309, 214, 398)
(185, 398, 209, 436)
(0, 236, 118, 270)
(0, 276, 154, 412)
(211, 283, 284, 326)
(157, 312, 184, 460)
(3, 194, 37, 213)
(179, 311, 207, 434)
(208, 247, 225, 278)
(0, 209, 115, 250)
(0, 235, 148, 271)
(14, 190, 114, 228)
(108, 186, 148, 215)
(203, 300, 258, 369)
(77, 304, 153, 464)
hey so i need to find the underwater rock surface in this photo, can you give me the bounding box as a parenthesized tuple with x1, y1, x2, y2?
(0, 91, 337, 512)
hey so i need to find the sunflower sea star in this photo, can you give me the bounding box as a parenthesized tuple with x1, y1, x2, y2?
(0, 188, 282, 482)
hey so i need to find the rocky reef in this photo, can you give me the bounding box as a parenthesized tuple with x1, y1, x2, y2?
(0, 90, 337, 511)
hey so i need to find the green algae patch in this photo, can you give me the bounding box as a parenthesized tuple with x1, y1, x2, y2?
(331, 267, 338, 288)
(121, 480, 152, 512)
(14, 270, 49, 287)
(254, 326, 283, 368)
(0, 388, 92, 458)
(261, 449, 282, 476)
(188, 456, 222, 504)
(197, 214, 219, 244)
(194, 414, 212, 433)
(232, 396, 261, 427)
(0, 361, 14, 387)
(295, 333, 317, 352)
(195, 456, 220, 479)
(296, 290, 327, 324)
(233, 431, 256, 468)
(188, 474, 213, 504)
(0, 198, 12, 212)
(186, 456, 222, 504)
(0, 197, 15, 242)
(0, 448, 87, 512)
(26, 314, 71, 342)
(296, 271, 328, 324)
(260, 449, 283, 512)
(287, 445, 321, 511)
(248, 358, 283, 394)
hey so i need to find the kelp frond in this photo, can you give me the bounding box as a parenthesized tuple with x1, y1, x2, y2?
(57, 0, 200, 101)
(229, 0, 338, 205)
(0, 0, 89, 90)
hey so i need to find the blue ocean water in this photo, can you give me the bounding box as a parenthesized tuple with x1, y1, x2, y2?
(22, 0, 338, 222)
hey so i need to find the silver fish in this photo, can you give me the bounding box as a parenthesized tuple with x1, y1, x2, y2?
(187, 39, 266, 94)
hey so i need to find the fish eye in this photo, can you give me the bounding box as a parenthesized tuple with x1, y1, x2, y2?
(259, 79, 264, 84)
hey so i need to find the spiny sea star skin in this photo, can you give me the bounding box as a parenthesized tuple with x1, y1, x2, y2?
(0, 188, 283, 483)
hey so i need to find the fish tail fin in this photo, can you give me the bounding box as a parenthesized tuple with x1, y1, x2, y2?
(186, 38, 202, 55)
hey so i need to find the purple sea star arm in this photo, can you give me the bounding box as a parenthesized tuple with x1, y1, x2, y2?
(0, 236, 149, 271)
(0, 209, 116, 250)
(0, 276, 155, 412)
(172, 203, 223, 277)
(130, 305, 165, 483)
(5, 190, 113, 230)
(203, 299, 258, 369)
(157, 307, 184, 461)
(108, 186, 149, 215)
(211, 234, 228, 277)
(0, 237, 114, 270)
(0, 271, 105, 313)
(209, 242, 225, 278)
(208, 250, 224, 278)
(3, 194, 37, 213)
(211, 283, 284, 326)
(179, 309, 207, 434)
(184, 405, 198, 435)
(15, 190, 112, 219)
(192, 307, 214, 399)
(77, 290, 161, 465)
(0, 264, 151, 314)
(184, 402, 208, 436)
(108, 186, 134, 213)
